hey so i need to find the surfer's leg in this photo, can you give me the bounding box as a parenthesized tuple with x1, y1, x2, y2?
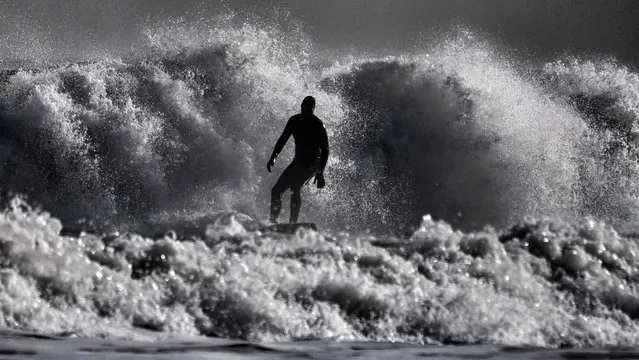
(290, 188, 301, 223)
(287, 162, 316, 224)
(270, 189, 283, 223)
(270, 164, 295, 223)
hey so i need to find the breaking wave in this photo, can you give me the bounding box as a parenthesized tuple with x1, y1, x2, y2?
(0, 199, 639, 347)
(0, 19, 638, 348)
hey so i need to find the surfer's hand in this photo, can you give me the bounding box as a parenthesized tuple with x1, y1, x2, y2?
(267, 157, 275, 173)
(314, 173, 325, 189)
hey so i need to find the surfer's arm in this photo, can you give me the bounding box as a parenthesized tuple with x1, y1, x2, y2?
(318, 125, 329, 174)
(270, 117, 294, 161)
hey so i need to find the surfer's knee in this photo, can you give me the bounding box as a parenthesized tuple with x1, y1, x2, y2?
(271, 184, 284, 197)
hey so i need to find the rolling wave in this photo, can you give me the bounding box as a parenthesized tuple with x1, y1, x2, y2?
(0, 20, 638, 347)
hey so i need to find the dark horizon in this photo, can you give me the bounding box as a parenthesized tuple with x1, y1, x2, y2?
(0, 0, 637, 67)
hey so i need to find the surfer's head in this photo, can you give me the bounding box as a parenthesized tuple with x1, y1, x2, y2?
(301, 96, 315, 114)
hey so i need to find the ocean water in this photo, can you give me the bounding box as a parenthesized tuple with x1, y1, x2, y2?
(1, 11, 639, 360)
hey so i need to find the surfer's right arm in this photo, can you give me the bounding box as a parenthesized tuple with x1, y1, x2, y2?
(313, 123, 329, 189)
(267, 117, 294, 173)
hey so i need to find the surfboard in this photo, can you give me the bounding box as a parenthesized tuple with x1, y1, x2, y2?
(261, 222, 317, 233)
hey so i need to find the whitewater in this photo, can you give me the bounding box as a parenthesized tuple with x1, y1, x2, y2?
(1, 15, 639, 359)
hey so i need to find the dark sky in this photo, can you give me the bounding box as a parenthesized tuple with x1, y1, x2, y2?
(0, 0, 637, 67)
(285, 0, 639, 65)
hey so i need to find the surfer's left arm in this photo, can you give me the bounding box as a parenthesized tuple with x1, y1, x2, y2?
(267, 117, 294, 172)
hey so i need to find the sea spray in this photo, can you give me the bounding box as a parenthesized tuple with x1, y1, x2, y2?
(0, 19, 639, 348)
(2, 24, 638, 233)
(0, 199, 638, 346)
(540, 59, 639, 230)
(321, 36, 585, 230)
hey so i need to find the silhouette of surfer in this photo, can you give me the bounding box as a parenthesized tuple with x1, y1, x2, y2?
(267, 96, 329, 223)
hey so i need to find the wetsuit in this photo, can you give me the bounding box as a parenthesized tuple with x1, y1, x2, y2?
(269, 113, 329, 223)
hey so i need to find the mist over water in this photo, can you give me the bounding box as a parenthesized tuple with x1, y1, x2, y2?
(1, 4, 639, 350)
(2, 20, 635, 233)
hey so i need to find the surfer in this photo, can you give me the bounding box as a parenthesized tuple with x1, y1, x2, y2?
(267, 96, 329, 223)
